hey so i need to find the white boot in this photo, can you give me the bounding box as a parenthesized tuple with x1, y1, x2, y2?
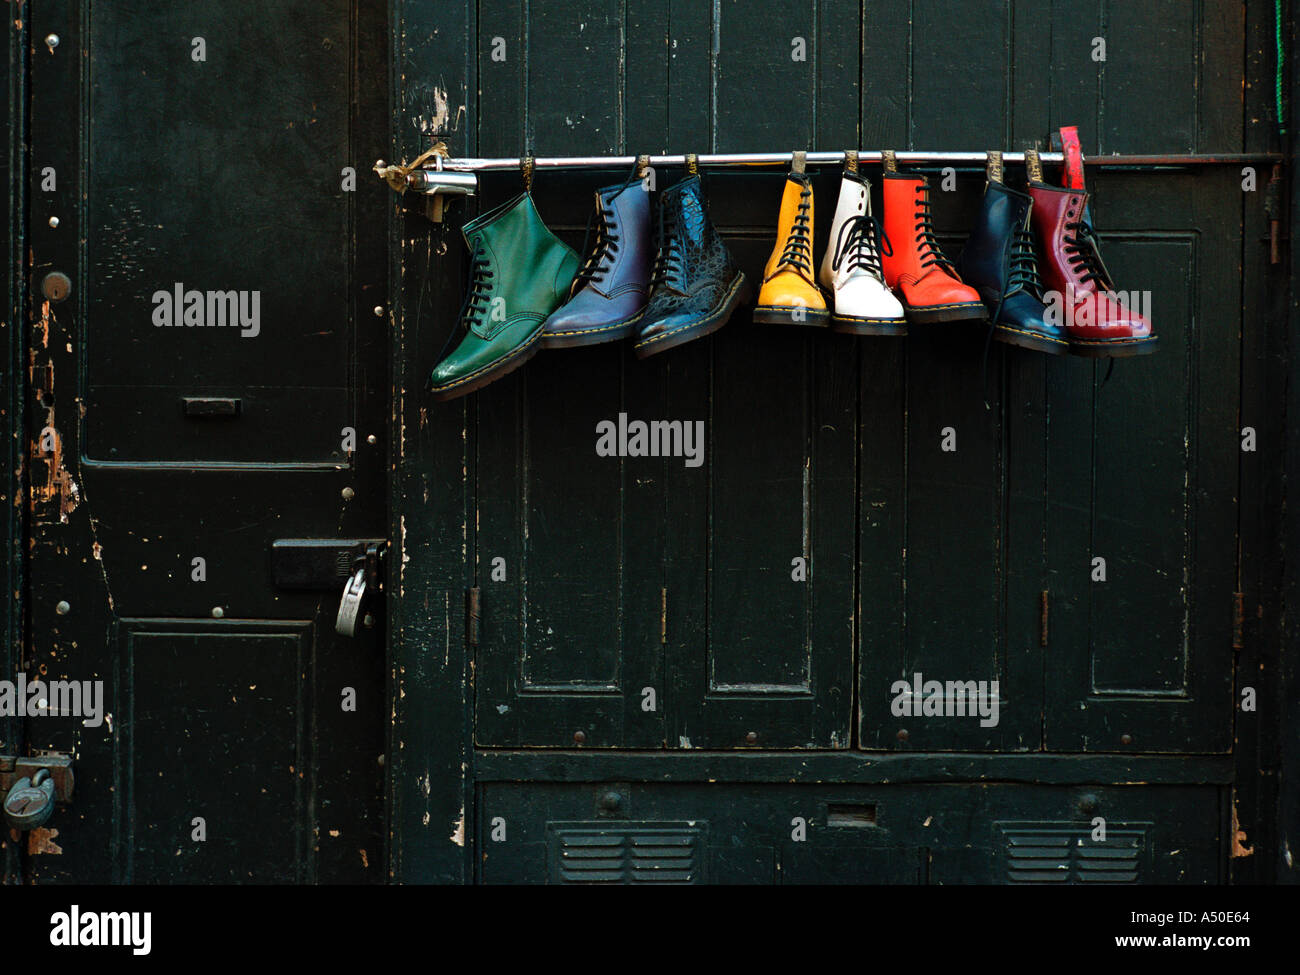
(819, 172, 907, 335)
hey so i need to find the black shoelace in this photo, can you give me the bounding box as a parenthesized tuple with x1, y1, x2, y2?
(832, 213, 892, 278)
(1006, 225, 1044, 298)
(914, 186, 958, 276)
(980, 218, 1042, 411)
(1063, 219, 1114, 289)
(459, 248, 494, 328)
(778, 182, 814, 273)
(432, 243, 495, 371)
(571, 167, 643, 293)
(649, 200, 683, 290)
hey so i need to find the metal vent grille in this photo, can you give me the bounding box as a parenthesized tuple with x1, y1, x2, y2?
(1001, 825, 1147, 884)
(551, 825, 703, 884)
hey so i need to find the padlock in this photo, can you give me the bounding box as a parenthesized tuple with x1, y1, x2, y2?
(335, 567, 367, 637)
(4, 769, 56, 831)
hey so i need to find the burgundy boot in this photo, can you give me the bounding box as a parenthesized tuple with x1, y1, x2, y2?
(1026, 140, 1156, 358)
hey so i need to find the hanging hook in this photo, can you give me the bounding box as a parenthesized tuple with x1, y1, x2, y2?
(986, 150, 1003, 185)
(685, 152, 699, 176)
(881, 149, 898, 174)
(791, 149, 807, 175)
(521, 154, 535, 192)
(1025, 148, 1043, 183)
(843, 149, 859, 174)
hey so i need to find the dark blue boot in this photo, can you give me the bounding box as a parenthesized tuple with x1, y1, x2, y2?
(959, 161, 1067, 355)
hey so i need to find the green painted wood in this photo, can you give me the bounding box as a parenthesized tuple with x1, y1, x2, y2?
(1043, 173, 1239, 753)
(383, 0, 1283, 882)
(1, 1, 27, 887)
(478, 781, 1222, 883)
(24, 0, 389, 883)
(474, 749, 1235, 785)
(387, 0, 476, 883)
(1231, 0, 1286, 885)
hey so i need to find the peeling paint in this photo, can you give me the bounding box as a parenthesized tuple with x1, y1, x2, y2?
(1230, 797, 1253, 857)
(28, 826, 61, 855)
(450, 808, 465, 847)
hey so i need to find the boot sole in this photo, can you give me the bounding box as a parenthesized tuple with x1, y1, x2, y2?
(830, 314, 908, 336)
(904, 301, 988, 324)
(752, 305, 831, 327)
(993, 323, 1070, 355)
(429, 323, 546, 401)
(1068, 335, 1160, 358)
(634, 273, 750, 358)
(538, 310, 645, 350)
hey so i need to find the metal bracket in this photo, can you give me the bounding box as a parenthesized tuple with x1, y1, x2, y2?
(406, 156, 477, 223)
(0, 753, 74, 803)
(270, 538, 388, 591)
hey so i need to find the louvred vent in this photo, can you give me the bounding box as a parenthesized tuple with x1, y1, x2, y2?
(552, 825, 703, 884)
(1001, 825, 1147, 884)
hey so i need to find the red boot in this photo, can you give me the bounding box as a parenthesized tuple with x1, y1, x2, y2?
(881, 157, 986, 324)
(1026, 140, 1156, 357)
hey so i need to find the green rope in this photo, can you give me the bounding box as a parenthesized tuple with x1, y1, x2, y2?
(1278, 0, 1288, 135)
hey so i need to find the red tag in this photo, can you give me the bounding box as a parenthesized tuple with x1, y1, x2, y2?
(1059, 126, 1085, 190)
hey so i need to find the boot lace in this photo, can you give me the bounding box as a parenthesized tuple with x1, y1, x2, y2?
(572, 200, 620, 290)
(1063, 219, 1114, 289)
(1006, 223, 1044, 298)
(458, 247, 494, 328)
(778, 181, 814, 273)
(571, 167, 643, 294)
(650, 201, 684, 290)
(914, 185, 958, 277)
(832, 214, 891, 278)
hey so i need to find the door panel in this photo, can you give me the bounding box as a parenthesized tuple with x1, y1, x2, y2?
(1044, 173, 1240, 752)
(23, 0, 388, 882)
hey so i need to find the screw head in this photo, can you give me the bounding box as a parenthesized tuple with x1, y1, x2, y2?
(341, 486, 355, 500)
(573, 730, 586, 745)
(366, 434, 377, 445)
(48, 216, 59, 228)
(896, 728, 910, 742)
(372, 305, 384, 318)
(599, 791, 621, 812)
(55, 600, 70, 616)
(211, 606, 225, 619)
(745, 731, 758, 744)
(1120, 733, 1133, 746)
(45, 33, 60, 49)
(362, 613, 375, 628)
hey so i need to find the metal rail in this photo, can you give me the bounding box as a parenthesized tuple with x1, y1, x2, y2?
(409, 150, 1282, 188)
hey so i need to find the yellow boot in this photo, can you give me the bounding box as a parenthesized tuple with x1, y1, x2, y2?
(754, 155, 829, 326)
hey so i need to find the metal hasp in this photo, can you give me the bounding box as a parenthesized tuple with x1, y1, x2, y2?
(0, 754, 74, 832)
(407, 163, 477, 223)
(270, 538, 388, 637)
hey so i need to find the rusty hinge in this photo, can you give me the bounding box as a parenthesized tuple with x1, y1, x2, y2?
(660, 587, 668, 645)
(1232, 591, 1245, 651)
(1039, 590, 1049, 647)
(466, 587, 481, 646)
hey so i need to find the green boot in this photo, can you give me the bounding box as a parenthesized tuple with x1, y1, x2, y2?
(430, 193, 579, 400)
